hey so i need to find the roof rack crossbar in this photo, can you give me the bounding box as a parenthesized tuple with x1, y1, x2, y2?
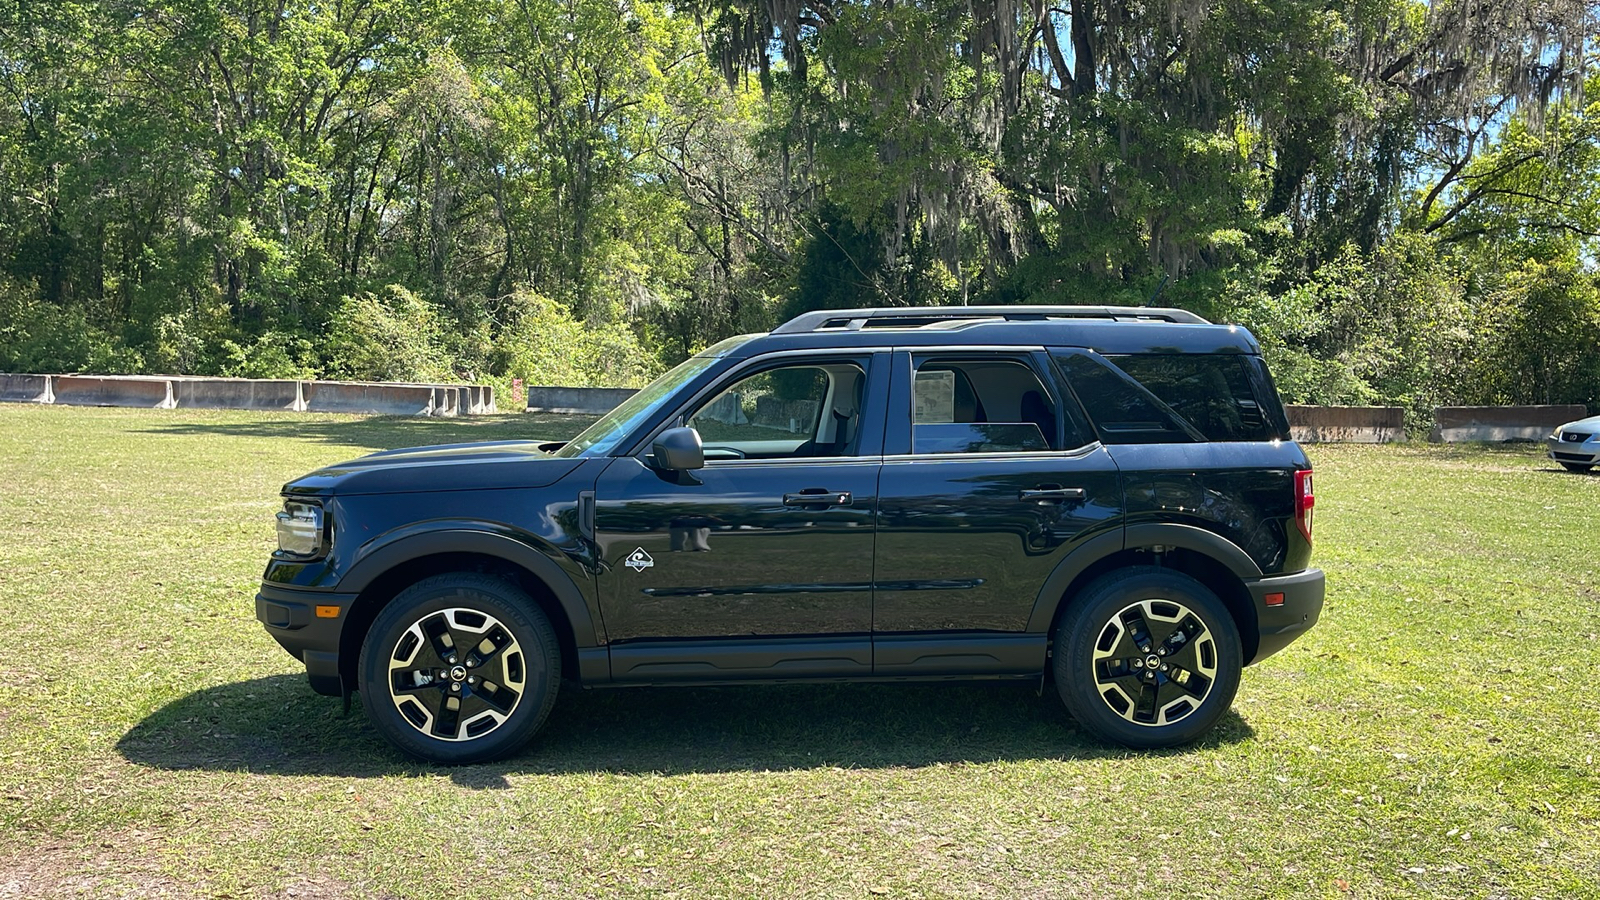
(771, 305, 1210, 335)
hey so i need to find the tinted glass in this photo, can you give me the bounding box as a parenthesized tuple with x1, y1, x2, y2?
(554, 355, 719, 457)
(1111, 354, 1271, 441)
(688, 364, 864, 459)
(911, 356, 1081, 451)
(913, 423, 1050, 454)
(1053, 351, 1194, 445)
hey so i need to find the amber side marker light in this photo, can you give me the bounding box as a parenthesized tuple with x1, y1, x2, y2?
(315, 606, 341, 618)
(1264, 592, 1285, 607)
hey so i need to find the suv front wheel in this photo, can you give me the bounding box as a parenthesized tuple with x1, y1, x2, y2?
(359, 574, 562, 763)
(1053, 567, 1241, 748)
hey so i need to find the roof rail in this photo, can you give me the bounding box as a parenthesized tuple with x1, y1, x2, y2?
(770, 305, 1211, 335)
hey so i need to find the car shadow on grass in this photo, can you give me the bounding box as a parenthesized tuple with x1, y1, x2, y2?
(117, 674, 1256, 784)
(134, 412, 596, 454)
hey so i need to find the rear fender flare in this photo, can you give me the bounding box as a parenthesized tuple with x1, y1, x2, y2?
(1025, 524, 1261, 634)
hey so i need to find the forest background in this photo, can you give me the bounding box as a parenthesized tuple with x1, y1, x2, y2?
(2, 0, 1598, 427)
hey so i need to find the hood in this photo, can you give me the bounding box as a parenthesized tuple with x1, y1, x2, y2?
(283, 440, 583, 497)
(1559, 415, 1600, 433)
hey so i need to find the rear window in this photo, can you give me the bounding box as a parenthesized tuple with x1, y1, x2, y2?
(1109, 355, 1271, 441)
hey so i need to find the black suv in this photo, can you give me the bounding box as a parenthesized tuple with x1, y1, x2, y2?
(257, 306, 1323, 763)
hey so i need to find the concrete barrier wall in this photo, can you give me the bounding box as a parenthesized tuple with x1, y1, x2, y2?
(172, 377, 301, 411)
(303, 381, 440, 416)
(1, 374, 494, 416)
(0, 373, 52, 404)
(526, 386, 639, 415)
(52, 375, 175, 409)
(465, 384, 497, 415)
(1285, 405, 1405, 443)
(10, 376, 1583, 437)
(1430, 405, 1588, 442)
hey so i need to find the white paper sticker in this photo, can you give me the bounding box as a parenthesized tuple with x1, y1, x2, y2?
(914, 370, 956, 423)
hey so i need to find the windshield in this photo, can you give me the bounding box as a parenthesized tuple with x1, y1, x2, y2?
(552, 355, 720, 458)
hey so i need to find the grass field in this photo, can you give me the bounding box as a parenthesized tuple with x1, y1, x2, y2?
(0, 403, 1596, 899)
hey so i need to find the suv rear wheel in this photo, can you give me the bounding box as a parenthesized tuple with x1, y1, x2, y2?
(1053, 567, 1241, 748)
(359, 574, 561, 763)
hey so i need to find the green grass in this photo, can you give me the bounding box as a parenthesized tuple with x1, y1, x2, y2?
(0, 404, 1596, 898)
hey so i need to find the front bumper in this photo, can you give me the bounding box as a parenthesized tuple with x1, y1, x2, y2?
(256, 583, 357, 696)
(1243, 568, 1324, 665)
(1547, 434, 1600, 466)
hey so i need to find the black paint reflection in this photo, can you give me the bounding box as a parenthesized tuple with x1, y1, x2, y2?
(594, 458, 877, 641)
(874, 448, 1123, 632)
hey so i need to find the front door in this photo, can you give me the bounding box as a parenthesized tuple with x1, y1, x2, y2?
(593, 352, 886, 681)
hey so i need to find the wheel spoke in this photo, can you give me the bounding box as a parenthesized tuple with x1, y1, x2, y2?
(1133, 678, 1161, 723)
(463, 624, 514, 667)
(468, 678, 520, 716)
(431, 692, 463, 739)
(421, 614, 460, 665)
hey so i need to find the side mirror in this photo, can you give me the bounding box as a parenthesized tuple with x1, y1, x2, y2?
(652, 426, 704, 472)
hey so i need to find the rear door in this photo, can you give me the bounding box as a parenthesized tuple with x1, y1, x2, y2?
(872, 348, 1123, 672)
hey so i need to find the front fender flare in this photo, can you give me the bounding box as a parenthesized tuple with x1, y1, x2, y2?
(339, 528, 599, 647)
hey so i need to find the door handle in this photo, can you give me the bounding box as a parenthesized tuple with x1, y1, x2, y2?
(784, 489, 853, 507)
(1019, 486, 1086, 502)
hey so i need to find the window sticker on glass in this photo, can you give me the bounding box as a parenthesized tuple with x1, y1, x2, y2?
(914, 369, 956, 423)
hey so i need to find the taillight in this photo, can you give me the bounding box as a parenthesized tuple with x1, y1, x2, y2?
(1293, 468, 1314, 544)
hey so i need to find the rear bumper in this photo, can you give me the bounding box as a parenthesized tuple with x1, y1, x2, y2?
(256, 583, 357, 696)
(1243, 568, 1324, 665)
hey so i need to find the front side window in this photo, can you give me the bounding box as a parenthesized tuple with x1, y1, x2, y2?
(554, 355, 720, 458)
(688, 362, 866, 460)
(910, 356, 1076, 454)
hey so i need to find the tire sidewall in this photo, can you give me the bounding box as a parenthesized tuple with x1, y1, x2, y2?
(358, 574, 560, 764)
(1054, 567, 1242, 749)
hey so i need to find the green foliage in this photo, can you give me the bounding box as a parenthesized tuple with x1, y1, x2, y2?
(490, 290, 662, 389)
(1, 0, 1599, 410)
(323, 287, 459, 384)
(0, 276, 141, 374)
(1469, 257, 1600, 407)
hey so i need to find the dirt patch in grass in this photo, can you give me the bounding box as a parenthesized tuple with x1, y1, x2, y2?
(0, 836, 366, 900)
(0, 833, 193, 899)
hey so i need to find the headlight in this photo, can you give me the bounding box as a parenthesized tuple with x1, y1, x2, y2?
(275, 500, 325, 558)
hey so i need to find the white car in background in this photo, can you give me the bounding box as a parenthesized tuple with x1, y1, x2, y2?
(1548, 415, 1600, 472)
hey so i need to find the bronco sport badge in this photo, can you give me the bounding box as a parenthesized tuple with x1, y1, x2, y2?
(624, 548, 655, 572)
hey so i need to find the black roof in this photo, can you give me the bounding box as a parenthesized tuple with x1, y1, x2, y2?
(708, 306, 1261, 358)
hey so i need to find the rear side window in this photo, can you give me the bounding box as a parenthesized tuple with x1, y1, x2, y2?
(1053, 351, 1195, 445)
(1110, 355, 1272, 441)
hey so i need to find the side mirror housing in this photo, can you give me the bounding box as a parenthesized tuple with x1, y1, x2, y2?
(652, 426, 704, 471)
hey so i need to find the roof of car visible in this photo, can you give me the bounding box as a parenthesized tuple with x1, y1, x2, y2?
(701, 306, 1262, 358)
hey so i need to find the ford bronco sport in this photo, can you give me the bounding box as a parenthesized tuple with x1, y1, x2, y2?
(257, 306, 1324, 763)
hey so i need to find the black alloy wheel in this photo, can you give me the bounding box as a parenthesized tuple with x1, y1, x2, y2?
(1053, 567, 1241, 749)
(359, 574, 560, 764)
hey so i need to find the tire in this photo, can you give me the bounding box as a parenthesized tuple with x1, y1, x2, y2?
(359, 573, 561, 764)
(1052, 567, 1241, 749)
(1561, 462, 1592, 473)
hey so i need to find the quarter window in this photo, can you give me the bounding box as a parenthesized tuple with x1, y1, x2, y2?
(1109, 355, 1271, 441)
(1052, 351, 1195, 445)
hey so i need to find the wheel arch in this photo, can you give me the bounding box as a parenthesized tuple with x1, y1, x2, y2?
(1030, 525, 1262, 665)
(337, 531, 598, 686)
